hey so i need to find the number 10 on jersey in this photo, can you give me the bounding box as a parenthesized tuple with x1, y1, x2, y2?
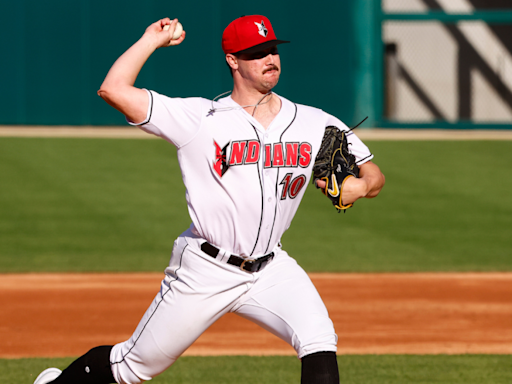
(280, 173, 307, 200)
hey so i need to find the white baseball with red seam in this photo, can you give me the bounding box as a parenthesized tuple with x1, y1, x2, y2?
(163, 22, 183, 40)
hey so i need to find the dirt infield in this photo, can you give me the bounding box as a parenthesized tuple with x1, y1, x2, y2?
(1, 273, 511, 358)
(2, 126, 512, 140)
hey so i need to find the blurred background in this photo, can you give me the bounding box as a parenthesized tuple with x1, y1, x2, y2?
(1, 0, 511, 273)
(2, 0, 512, 128)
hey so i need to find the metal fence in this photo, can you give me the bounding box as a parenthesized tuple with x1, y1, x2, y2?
(378, 0, 512, 128)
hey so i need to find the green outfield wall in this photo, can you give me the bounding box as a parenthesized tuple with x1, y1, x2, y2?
(0, 0, 378, 127)
(4, 0, 511, 128)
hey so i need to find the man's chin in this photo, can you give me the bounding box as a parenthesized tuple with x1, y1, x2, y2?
(263, 74, 280, 89)
(261, 81, 279, 93)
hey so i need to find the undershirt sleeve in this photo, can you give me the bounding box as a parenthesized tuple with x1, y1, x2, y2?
(128, 89, 204, 148)
(325, 114, 374, 165)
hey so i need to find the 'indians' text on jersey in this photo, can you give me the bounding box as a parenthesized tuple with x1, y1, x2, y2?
(214, 140, 312, 178)
(132, 90, 373, 257)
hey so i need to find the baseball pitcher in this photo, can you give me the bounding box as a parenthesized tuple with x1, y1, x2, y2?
(33, 15, 385, 384)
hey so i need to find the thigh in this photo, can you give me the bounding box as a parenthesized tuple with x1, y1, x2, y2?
(232, 249, 337, 358)
(110, 236, 251, 384)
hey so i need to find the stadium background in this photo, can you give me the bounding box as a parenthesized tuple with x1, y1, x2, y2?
(3, 0, 512, 128)
(1, 0, 512, 383)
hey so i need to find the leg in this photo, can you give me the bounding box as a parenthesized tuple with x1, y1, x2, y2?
(49, 346, 115, 384)
(36, 233, 254, 384)
(301, 351, 339, 384)
(232, 249, 338, 383)
(110, 235, 253, 383)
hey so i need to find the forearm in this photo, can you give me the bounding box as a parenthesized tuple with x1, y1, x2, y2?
(338, 161, 384, 205)
(100, 36, 158, 91)
(358, 161, 385, 198)
(97, 36, 157, 122)
(97, 18, 185, 123)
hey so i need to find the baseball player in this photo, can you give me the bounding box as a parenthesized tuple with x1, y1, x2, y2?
(33, 15, 385, 384)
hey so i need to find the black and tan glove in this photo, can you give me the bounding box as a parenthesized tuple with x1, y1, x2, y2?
(312, 126, 359, 212)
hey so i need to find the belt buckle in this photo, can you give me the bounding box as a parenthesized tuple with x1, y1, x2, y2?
(240, 258, 256, 272)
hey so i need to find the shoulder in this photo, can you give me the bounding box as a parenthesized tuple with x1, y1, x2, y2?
(283, 97, 342, 126)
(149, 90, 211, 105)
(291, 101, 352, 136)
(278, 96, 325, 117)
(276, 96, 329, 133)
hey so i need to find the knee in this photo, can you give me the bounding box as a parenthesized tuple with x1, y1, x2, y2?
(301, 351, 339, 384)
(110, 342, 177, 384)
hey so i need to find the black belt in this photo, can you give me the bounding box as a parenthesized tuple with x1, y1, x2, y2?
(200, 242, 274, 273)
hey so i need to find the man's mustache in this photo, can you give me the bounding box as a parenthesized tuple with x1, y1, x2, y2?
(263, 65, 279, 74)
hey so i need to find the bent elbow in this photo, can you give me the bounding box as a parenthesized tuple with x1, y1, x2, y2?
(366, 172, 385, 199)
(97, 86, 112, 102)
(97, 86, 122, 110)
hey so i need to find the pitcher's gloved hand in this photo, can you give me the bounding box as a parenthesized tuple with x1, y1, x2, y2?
(312, 126, 359, 212)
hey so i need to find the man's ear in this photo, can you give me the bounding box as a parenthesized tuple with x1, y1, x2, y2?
(226, 54, 238, 71)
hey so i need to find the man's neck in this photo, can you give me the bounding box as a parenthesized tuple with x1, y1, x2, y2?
(231, 87, 281, 129)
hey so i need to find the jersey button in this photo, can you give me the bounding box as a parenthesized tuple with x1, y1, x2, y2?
(268, 197, 272, 202)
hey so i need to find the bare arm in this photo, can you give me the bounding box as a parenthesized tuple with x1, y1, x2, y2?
(97, 18, 186, 123)
(348, 161, 385, 199)
(316, 161, 385, 205)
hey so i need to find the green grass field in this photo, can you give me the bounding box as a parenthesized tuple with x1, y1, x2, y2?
(1, 137, 512, 382)
(1, 137, 511, 272)
(4, 355, 512, 384)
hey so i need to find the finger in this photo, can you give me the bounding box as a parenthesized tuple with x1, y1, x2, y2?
(163, 19, 180, 41)
(315, 179, 326, 189)
(169, 18, 179, 31)
(170, 30, 186, 45)
(160, 17, 172, 30)
(157, 19, 176, 47)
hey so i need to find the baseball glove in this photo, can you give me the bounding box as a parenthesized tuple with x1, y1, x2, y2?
(312, 126, 360, 212)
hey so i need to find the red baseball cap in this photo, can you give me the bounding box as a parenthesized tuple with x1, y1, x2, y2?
(222, 15, 290, 54)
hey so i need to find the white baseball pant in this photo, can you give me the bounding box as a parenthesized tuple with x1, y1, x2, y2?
(110, 229, 337, 384)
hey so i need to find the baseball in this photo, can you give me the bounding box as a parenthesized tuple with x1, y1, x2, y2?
(163, 22, 183, 40)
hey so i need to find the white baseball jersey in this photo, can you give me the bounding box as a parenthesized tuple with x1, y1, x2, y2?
(133, 89, 373, 257)
(111, 91, 374, 383)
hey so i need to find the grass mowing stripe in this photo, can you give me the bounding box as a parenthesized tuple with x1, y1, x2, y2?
(0, 138, 189, 272)
(1, 138, 511, 272)
(286, 140, 512, 272)
(3, 355, 512, 384)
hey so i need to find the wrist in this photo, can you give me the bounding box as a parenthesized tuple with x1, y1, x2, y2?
(355, 177, 369, 199)
(139, 32, 161, 52)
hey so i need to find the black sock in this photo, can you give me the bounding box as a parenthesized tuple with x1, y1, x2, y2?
(50, 346, 115, 384)
(301, 351, 339, 384)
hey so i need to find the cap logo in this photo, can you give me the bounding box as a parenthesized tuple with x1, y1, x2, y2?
(254, 20, 268, 38)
